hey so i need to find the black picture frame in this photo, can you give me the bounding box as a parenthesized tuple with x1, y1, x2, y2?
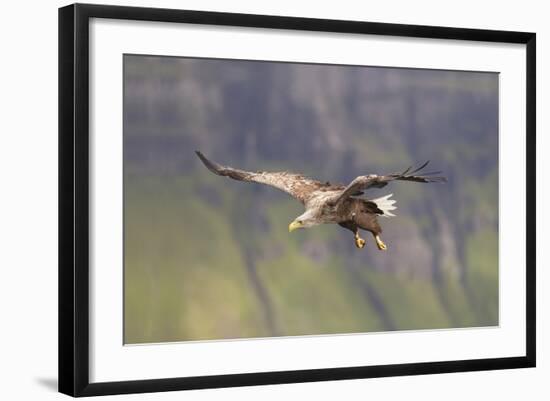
(59, 3, 536, 397)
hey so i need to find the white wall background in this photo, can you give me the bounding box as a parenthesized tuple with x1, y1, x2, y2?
(0, 0, 546, 399)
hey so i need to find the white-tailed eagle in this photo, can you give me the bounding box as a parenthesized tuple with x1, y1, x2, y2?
(196, 151, 446, 250)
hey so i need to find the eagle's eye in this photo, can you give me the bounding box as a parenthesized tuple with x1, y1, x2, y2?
(297, 220, 303, 224)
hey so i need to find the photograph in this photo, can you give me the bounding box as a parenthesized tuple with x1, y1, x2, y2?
(0, 0, 541, 399)
(123, 54, 499, 344)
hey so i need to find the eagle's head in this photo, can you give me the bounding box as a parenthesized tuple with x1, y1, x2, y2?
(288, 210, 319, 232)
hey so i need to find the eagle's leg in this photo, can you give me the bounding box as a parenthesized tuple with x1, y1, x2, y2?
(351, 210, 386, 251)
(354, 231, 366, 249)
(373, 234, 387, 251)
(338, 221, 365, 249)
(349, 214, 367, 249)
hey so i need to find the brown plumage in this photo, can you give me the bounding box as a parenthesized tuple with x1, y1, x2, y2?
(196, 151, 446, 250)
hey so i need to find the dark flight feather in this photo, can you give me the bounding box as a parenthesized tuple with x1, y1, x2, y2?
(333, 161, 447, 205)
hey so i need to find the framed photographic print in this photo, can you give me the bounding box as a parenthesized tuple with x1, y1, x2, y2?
(58, 3, 536, 397)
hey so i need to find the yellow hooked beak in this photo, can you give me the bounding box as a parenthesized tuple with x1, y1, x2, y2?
(288, 220, 303, 232)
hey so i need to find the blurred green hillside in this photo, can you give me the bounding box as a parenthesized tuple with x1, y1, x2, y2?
(123, 55, 499, 344)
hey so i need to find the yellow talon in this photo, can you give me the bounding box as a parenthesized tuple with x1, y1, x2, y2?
(355, 237, 366, 249)
(375, 235, 387, 251)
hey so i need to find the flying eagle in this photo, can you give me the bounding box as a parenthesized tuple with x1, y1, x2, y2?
(196, 151, 446, 250)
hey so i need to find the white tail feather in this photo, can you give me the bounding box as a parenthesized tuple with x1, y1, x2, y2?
(372, 193, 397, 217)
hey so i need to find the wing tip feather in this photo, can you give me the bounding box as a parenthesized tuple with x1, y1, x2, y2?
(195, 150, 224, 175)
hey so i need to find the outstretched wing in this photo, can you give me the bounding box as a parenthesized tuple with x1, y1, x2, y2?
(196, 151, 328, 204)
(333, 161, 446, 205)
